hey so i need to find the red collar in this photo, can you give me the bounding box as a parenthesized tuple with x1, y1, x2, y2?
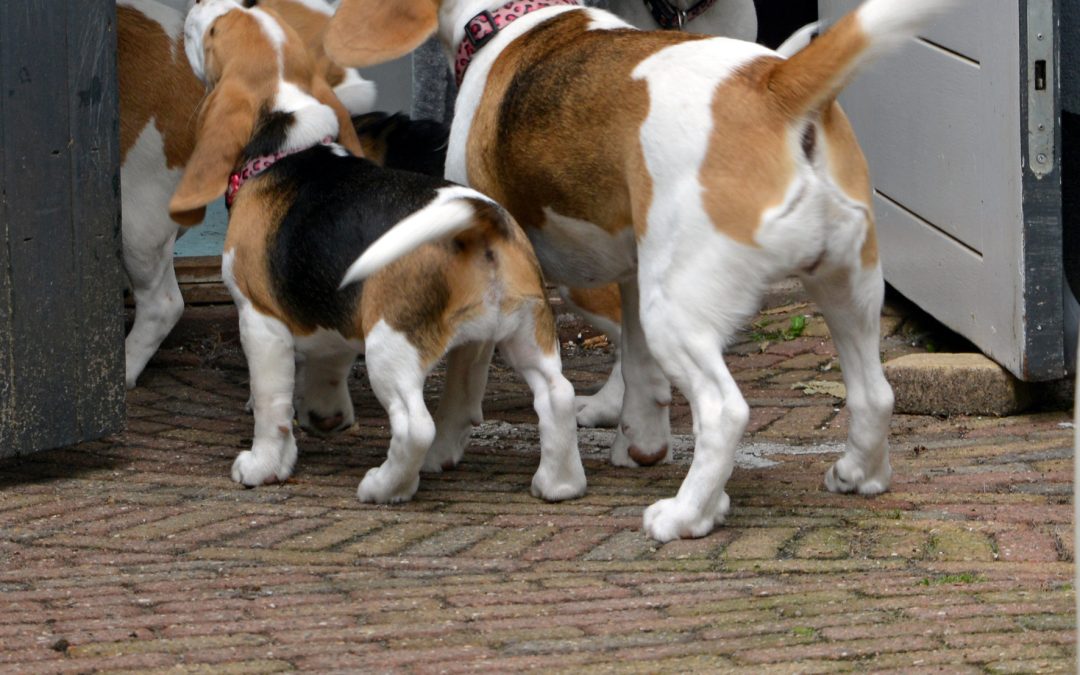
(454, 0, 580, 87)
(226, 136, 334, 208)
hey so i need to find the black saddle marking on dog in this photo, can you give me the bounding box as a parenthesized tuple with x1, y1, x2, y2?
(260, 146, 457, 333)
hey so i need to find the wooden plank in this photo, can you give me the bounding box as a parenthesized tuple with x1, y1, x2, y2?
(0, 0, 124, 456)
(68, 0, 126, 438)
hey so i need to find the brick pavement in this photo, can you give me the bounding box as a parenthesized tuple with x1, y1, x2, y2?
(0, 281, 1074, 673)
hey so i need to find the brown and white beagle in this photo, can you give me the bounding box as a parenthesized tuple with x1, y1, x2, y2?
(171, 0, 586, 504)
(117, 0, 373, 389)
(326, 0, 954, 540)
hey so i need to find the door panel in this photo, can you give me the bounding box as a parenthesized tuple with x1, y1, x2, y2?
(818, 0, 1063, 380)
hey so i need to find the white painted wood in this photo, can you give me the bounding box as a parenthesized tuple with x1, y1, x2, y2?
(818, 0, 1062, 380)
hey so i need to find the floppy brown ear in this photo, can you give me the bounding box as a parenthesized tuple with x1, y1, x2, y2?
(311, 75, 366, 158)
(169, 81, 257, 225)
(324, 0, 438, 68)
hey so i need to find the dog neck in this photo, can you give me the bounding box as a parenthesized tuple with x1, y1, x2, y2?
(443, 0, 580, 86)
(226, 82, 341, 207)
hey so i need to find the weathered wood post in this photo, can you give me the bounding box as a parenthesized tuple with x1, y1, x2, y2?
(0, 0, 125, 457)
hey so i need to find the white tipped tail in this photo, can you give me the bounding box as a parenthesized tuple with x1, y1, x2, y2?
(339, 195, 478, 288)
(768, 0, 955, 116)
(856, 0, 954, 56)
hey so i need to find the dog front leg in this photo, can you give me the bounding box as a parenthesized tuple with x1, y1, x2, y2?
(233, 306, 298, 486)
(296, 349, 358, 436)
(610, 280, 673, 467)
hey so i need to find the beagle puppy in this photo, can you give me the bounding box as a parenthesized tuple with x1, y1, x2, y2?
(117, 0, 371, 389)
(171, 0, 586, 504)
(326, 0, 953, 540)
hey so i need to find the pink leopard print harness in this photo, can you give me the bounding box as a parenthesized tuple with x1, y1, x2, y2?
(454, 0, 580, 87)
(226, 136, 334, 208)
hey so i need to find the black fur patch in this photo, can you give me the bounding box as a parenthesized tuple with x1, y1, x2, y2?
(259, 146, 457, 333)
(240, 108, 296, 164)
(351, 112, 450, 178)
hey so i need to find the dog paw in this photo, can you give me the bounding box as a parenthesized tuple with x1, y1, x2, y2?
(575, 393, 620, 428)
(610, 428, 670, 468)
(422, 424, 471, 473)
(231, 448, 292, 487)
(824, 454, 891, 495)
(356, 466, 420, 504)
(642, 497, 724, 542)
(298, 407, 354, 436)
(530, 463, 587, 502)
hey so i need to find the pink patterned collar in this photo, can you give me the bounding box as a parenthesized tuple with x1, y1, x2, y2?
(226, 136, 334, 208)
(454, 0, 580, 87)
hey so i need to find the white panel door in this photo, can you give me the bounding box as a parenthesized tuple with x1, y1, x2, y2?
(818, 0, 1063, 380)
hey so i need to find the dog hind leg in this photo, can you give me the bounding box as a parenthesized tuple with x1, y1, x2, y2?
(296, 349, 357, 435)
(357, 322, 434, 504)
(801, 264, 893, 495)
(498, 308, 586, 502)
(124, 233, 185, 389)
(610, 280, 673, 467)
(424, 340, 495, 472)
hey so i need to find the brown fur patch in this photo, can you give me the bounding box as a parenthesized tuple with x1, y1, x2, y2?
(567, 285, 622, 326)
(360, 207, 552, 365)
(257, 0, 350, 89)
(700, 57, 795, 245)
(117, 6, 204, 167)
(465, 12, 702, 239)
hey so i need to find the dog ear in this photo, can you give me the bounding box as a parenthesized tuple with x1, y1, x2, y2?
(324, 0, 438, 68)
(169, 82, 257, 225)
(310, 74, 367, 158)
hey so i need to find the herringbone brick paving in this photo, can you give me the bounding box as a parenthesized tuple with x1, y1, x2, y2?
(0, 281, 1074, 673)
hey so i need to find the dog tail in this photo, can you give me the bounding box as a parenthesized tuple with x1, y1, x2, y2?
(767, 0, 954, 116)
(338, 188, 502, 288)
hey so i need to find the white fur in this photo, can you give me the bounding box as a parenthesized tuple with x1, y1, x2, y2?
(119, 0, 185, 39)
(857, 0, 953, 56)
(339, 186, 492, 286)
(183, 0, 240, 83)
(121, 124, 188, 388)
(333, 69, 379, 115)
(775, 21, 821, 58)
(223, 250, 300, 486)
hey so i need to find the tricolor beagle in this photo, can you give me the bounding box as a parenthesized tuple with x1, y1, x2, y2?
(326, 0, 954, 540)
(171, 0, 586, 504)
(117, 0, 372, 389)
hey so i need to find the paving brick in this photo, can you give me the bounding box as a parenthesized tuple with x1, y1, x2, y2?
(0, 284, 1071, 674)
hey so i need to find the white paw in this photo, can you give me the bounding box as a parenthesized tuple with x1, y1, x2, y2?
(824, 453, 892, 495)
(530, 463, 587, 502)
(356, 465, 420, 504)
(422, 424, 471, 473)
(231, 445, 294, 487)
(610, 428, 671, 468)
(575, 393, 620, 428)
(642, 497, 723, 542)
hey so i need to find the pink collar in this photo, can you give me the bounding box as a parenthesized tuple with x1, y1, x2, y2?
(226, 136, 334, 208)
(454, 0, 580, 87)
